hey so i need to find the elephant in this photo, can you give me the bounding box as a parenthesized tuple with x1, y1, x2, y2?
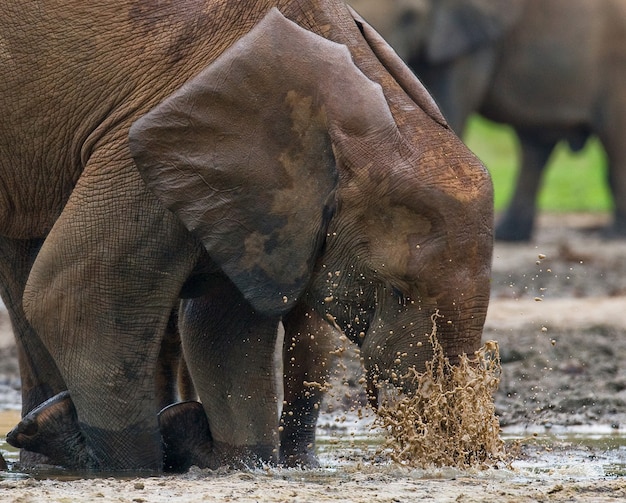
(349, 0, 626, 241)
(1, 0, 493, 472)
(154, 309, 196, 412)
(7, 308, 338, 471)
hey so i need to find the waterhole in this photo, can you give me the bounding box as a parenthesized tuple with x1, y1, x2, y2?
(1, 409, 625, 483)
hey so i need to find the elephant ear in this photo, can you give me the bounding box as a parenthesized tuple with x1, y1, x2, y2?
(426, 0, 524, 63)
(129, 8, 396, 315)
(348, 5, 447, 127)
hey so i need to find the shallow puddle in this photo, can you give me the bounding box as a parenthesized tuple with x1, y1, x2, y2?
(501, 424, 626, 478)
(0, 409, 21, 479)
(1, 408, 625, 483)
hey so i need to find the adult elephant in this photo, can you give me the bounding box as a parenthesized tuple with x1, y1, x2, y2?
(2, 1, 493, 471)
(350, 0, 626, 241)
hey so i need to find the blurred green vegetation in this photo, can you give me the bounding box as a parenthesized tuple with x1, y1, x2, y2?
(463, 115, 613, 213)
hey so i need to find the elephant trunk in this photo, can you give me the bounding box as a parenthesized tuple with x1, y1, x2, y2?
(360, 273, 491, 407)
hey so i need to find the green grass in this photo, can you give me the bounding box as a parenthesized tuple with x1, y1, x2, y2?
(463, 115, 613, 213)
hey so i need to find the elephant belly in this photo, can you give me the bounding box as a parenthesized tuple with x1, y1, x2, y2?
(482, 0, 601, 129)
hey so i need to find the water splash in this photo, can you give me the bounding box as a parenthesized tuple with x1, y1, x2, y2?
(375, 311, 508, 469)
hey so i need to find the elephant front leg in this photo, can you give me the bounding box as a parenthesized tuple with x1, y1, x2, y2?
(20, 158, 202, 471)
(280, 304, 336, 468)
(178, 277, 281, 469)
(495, 130, 556, 241)
(6, 391, 90, 469)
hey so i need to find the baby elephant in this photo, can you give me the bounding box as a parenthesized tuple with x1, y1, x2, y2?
(2, 0, 492, 471)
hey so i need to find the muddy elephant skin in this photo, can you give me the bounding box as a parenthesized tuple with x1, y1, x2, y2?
(1, 1, 493, 471)
(351, 0, 626, 240)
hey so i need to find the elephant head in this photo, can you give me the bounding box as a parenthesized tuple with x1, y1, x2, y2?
(130, 4, 492, 409)
(348, 0, 525, 131)
(346, 0, 431, 64)
(350, 0, 524, 64)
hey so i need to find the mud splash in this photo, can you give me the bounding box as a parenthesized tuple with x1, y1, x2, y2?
(375, 311, 508, 469)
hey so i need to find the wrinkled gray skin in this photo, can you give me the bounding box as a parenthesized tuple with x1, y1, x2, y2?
(1, 0, 492, 471)
(351, 0, 626, 241)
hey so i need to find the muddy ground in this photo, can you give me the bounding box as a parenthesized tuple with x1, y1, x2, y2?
(1, 213, 626, 501)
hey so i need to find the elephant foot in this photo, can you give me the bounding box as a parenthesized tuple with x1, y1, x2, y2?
(0, 452, 7, 470)
(6, 391, 90, 470)
(279, 395, 322, 468)
(601, 220, 626, 240)
(159, 401, 279, 471)
(279, 430, 320, 468)
(19, 448, 54, 468)
(280, 448, 320, 469)
(279, 421, 320, 468)
(495, 218, 534, 242)
(158, 400, 218, 472)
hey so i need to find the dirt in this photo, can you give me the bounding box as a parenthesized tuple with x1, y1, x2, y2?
(1, 212, 626, 501)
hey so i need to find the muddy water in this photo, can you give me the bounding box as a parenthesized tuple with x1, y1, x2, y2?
(501, 426, 626, 478)
(0, 410, 19, 467)
(1, 408, 625, 484)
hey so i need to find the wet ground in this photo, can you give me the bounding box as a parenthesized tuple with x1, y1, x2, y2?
(1, 213, 626, 501)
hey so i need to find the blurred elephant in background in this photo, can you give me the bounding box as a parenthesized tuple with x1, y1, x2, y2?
(351, 0, 626, 241)
(2, 0, 492, 471)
